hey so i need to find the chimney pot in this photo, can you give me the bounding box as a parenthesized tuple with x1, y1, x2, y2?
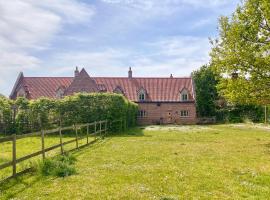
(75, 66, 79, 77)
(128, 67, 132, 79)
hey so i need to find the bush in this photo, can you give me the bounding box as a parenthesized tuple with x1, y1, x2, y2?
(38, 154, 77, 177)
(216, 105, 265, 123)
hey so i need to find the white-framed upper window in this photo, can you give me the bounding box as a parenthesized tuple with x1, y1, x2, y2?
(56, 86, 65, 99)
(180, 110, 189, 117)
(138, 88, 146, 101)
(17, 87, 26, 97)
(180, 89, 189, 101)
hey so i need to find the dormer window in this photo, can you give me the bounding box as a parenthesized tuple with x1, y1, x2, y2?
(56, 86, 66, 99)
(180, 88, 189, 102)
(17, 87, 26, 98)
(113, 86, 124, 95)
(138, 88, 146, 101)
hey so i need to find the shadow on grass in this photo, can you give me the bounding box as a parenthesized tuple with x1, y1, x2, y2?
(108, 127, 148, 138)
(0, 171, 45, 199)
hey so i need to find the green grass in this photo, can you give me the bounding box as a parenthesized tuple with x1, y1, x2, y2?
(1, 124, 270, 199)
(0, 131, 96, 180)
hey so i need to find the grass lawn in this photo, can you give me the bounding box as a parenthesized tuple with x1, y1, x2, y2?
(0, 131, 96, 181)
(0, 124, 270, 199)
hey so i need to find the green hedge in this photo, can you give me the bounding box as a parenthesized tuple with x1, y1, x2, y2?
(216, 105, 267, 123)
(0, 93, 138, 134)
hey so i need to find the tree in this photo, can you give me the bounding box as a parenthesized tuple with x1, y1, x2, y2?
(192, 65, 219, 117)
(210, 0, 270, 106)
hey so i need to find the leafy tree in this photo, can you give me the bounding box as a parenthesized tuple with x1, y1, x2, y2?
(210, 0, 270, 105)
(192, 65, 219, 117)
(0, 96, 13, 133)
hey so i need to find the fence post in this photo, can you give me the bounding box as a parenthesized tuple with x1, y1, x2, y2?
(265, 105, 267, 124)
(105, 120, 107, 136)
(59, 127, 64, 154)
(12, 134, 16, 177)
(99, 121, 102, 138)
(75, 125, 79, 149)
(86, 124, 89, 144)
(94, 121, 97, 137)
(120, 119, 122, 132)
(41, 130, 45, 160)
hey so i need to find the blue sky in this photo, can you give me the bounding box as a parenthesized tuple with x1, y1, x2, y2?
(0, 0, 239, 96)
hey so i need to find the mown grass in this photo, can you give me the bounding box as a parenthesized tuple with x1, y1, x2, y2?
(0, 130, 96, 180)
(0, 124, 270, 199)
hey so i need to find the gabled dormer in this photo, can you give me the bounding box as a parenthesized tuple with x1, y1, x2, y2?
(180, 88, 189, 102)
(137, 87, 147, 102)
(55, 85, 66, 99)
(113, 86, 125, 95)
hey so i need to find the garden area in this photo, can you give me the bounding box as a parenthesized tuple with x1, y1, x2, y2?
(0, 124, 270, 199)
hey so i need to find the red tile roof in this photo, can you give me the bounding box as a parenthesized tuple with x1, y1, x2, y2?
(93, 77, 195, 102)
(23, 77, 73, 99)
(11, 69, 195, 102)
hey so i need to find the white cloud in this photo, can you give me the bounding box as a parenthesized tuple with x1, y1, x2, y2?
(0, 0, 95, 96)
(48, 36, 210, 78)
(130, 36, 210, 77)
(45, 49, 129, 76)
(101, 0, 235, 10)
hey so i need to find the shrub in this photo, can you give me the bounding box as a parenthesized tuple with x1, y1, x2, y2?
(38, 154, 77, 177)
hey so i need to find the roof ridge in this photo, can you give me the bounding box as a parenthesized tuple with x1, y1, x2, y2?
(23, 76, 191, 79)
(93, 77, 191, 79)
(24, 77, 73, 78)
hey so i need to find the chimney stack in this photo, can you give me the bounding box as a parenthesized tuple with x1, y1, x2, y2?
(128, 67, 132, 79)
(74, 66, 79, 77)
(170, 74, 173, 78)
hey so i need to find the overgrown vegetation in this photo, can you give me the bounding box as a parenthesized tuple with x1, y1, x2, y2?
(0, 93, 138, 134)
(37, 154, 77, 177)
(192, 65, 269, 123)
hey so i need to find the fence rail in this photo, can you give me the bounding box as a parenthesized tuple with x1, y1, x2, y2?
(0, 119, 123, 183)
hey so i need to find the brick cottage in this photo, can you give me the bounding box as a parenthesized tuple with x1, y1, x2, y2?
(10, 67, 197, 125)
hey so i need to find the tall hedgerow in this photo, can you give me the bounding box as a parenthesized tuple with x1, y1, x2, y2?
(0, 96, 13, 134)
(0, 93, 138, 134)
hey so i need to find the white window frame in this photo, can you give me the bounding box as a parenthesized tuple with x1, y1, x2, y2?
(180, 89, 189, 102)
(138, 89, 146, 101)
(17, 87, 26, 97)
(180, 110, 189, 117)
(138, 110, 147, 118)
(56, 88, 65, 99)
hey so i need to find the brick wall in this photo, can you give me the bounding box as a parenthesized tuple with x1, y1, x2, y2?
(137, 102, 197, 125)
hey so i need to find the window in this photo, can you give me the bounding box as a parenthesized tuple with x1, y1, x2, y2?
(138, 88, 146, 101)
(180, 110, 189, 117)
(113, 86, 124, 95)
(17, 88, 26, 97)
(180, 89, 189, 101)
(181, 93, 188, 101)
(138, 110, 147, 118)
(139, 93, 145, 101)
(56, 90, 64, 99)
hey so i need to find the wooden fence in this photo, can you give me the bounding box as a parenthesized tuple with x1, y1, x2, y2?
(0, 119, 123, 183)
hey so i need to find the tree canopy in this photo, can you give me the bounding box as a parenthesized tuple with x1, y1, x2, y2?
(210, 0, 270, 105)
(192, 65, 218, 117)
